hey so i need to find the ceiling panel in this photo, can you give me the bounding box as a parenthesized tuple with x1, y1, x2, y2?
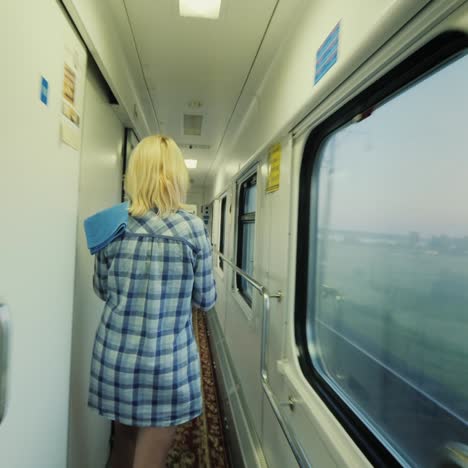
(121, 0, 278, 187)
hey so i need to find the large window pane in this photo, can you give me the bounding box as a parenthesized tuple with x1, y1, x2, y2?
(240, 222, 255, 301)
(309, 55, 468, 466)
(237, 173, 257, 304)
(243, 184, 257, 214)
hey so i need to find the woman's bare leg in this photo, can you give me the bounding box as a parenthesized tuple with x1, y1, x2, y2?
(109, 422, 138, 468)
(132, 426, 176, 468)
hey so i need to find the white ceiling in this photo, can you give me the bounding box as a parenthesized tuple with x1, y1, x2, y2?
(117, 0, 283, 187)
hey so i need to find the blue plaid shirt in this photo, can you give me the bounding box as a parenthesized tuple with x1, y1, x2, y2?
(88, 209, 216, 426)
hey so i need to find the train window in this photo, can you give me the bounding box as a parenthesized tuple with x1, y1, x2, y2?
(219, 196, 227, 270)
(236, 173, 257, 304)
(300, 50, 468, 466)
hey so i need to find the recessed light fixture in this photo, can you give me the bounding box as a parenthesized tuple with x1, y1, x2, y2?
(183, 114, 203, 136)
(185, 159, 198, 169)
(179, 0, 221, 19)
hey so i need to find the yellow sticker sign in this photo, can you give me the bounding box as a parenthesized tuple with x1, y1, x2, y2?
(266, 144, 281, 193)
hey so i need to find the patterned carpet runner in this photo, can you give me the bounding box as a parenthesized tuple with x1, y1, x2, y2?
(166, 310, 229, 467)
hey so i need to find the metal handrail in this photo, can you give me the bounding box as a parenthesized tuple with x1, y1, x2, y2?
(0, 303, 10, 426)
(214, 250, 310, 467)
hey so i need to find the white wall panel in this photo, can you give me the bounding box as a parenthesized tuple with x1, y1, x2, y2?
(211, 198, 226, 328)
(211, 185, 234, 334)
(68, 61, 124, 468)
(207, 0, 432, 198)
(0, 2, 86, 466)
(62, 0, 157, 138)
(186, 190, 204, 214)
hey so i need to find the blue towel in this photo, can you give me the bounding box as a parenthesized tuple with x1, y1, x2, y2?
(84, 202, 129, 255)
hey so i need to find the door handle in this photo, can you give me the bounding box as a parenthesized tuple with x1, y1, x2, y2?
(0, 302, 10, 426)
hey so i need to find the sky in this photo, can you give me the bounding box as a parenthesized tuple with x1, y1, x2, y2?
(316, 53, 468, 238)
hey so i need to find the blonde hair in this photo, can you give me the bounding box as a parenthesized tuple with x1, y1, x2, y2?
(125, 135, 189, 217)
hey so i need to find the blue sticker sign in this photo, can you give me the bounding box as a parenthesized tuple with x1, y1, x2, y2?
(315, 22, 340, 85)
(40, 76, 49, 106)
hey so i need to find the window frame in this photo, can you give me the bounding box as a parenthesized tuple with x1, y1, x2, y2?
(295, 32, 468, 467)
(235, 170, 258, 307)
(218, 195, 228, 271)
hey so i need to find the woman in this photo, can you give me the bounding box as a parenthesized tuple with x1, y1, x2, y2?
(87, 135, 217, 468)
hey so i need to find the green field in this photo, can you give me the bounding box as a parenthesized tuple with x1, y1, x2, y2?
(313, 235, 468, 420)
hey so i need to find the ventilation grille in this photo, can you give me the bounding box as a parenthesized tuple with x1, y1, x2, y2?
(183, 114, 203, 136)
(179, 143, 211, 150)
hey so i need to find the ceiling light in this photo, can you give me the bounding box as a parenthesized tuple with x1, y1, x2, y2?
(179, 0, 221, 19)
(185, 159, 198, 169)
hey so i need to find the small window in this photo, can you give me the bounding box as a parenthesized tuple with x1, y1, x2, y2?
(299, 49, 468, 466)
(236, 173, 257, 304)
(219, 196, 227, 270)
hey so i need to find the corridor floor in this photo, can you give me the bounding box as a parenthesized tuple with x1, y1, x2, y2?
(166, 310, 229, 467)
